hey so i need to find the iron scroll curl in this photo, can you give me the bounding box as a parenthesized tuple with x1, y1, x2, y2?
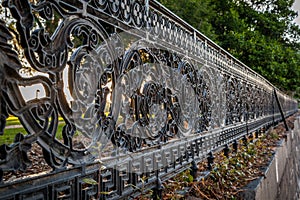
(0, 0, 214, 177)
(0, 0, 297, 191)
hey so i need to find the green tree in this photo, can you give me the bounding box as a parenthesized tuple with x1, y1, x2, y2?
(159, 0, 300, 98)
(210, 0, 300, 97)
(158, 0, 217, 40)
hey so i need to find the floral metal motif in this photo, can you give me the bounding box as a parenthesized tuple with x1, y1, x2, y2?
(0, 0, 297, 199)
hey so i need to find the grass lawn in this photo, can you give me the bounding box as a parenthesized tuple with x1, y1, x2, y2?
(5, 116, 22, 126)
(0, 127, 28, 145)
(1, 116, 66, 145)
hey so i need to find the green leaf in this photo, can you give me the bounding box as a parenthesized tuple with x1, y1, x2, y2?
(82, 178, 98, 185)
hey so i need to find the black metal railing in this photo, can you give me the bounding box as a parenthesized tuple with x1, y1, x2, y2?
(0, 0, 298, 199)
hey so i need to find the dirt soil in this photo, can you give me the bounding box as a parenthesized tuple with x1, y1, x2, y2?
(160, 114, 298, 200)
(1, 114, 298, 200)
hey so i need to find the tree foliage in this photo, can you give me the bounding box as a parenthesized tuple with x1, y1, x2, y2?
(158, 0, 300, 98)
(1, 0, 300, 98)
(158, 0, 217, 40)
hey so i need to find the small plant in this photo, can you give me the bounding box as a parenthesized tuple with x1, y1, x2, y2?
(269, 131, 279, 140)
(160, 117, 294, 200)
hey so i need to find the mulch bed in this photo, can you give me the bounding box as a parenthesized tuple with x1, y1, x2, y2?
(160, 115, 297, 200)
(2, 143, 52, 182)
(1, 114, 298, 200)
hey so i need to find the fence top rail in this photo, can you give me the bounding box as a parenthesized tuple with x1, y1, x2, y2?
(149, 0, 284, 94)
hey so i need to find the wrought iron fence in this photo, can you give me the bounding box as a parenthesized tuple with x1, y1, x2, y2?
(0, 0, 298, 199)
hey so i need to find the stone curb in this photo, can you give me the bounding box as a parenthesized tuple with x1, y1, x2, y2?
(239, 117, 300, 200)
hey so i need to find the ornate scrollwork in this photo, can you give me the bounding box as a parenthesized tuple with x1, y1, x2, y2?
(0, 0, 206, 177)
(0, 0, 297, 186)
(110, 46, 204, 151)
(0, 0, 118, 174)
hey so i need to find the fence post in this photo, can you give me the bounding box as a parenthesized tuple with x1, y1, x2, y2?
(274, 89, 289, 131)
(153, 176, 164, 200)
(190, 160, 198, 180)
(207, 151, 214, 170)
(223, 144, 230, 158)
(233, 140, 238, 152)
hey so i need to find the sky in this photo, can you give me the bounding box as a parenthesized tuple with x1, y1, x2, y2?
(293, 0, 300, 26)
